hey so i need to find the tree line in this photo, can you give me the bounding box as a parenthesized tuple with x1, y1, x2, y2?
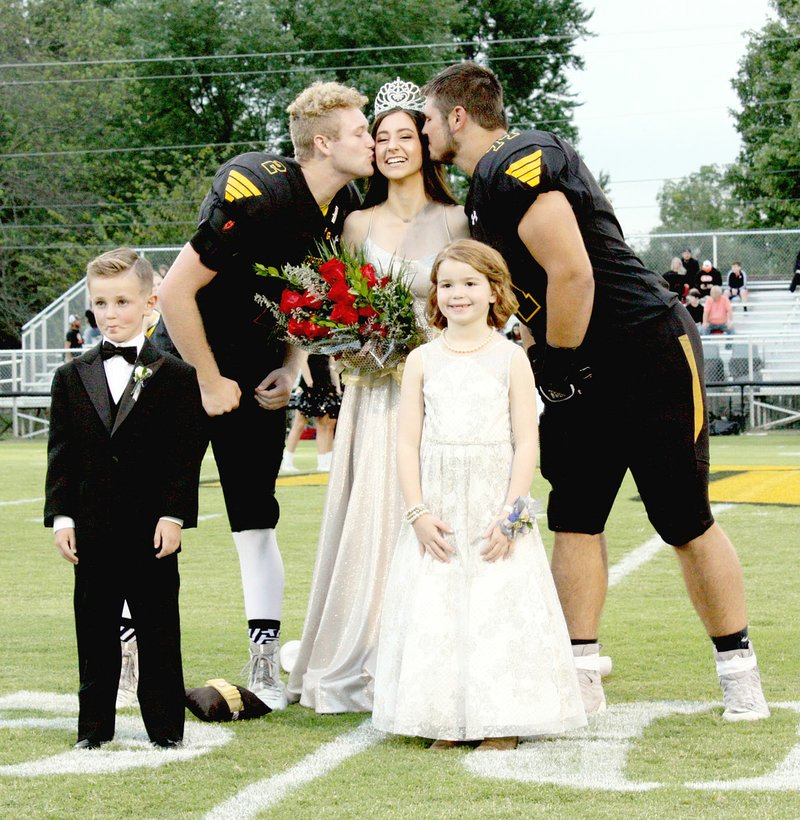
(0, 0, 590, 346)
(655, 1, 799, 234)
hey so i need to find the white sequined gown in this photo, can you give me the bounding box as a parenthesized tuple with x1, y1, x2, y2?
(372, 337, 587, 740)
(287, 215, 446, 712)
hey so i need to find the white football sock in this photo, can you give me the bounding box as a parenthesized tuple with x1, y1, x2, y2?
(232, 528, 284, 621)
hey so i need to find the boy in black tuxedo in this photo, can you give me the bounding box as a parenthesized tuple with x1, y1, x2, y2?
(45, 248, 205, 749)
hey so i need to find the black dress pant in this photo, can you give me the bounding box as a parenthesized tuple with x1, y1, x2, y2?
(73, 547, 184, 746)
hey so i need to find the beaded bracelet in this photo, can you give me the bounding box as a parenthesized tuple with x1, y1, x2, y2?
(405, 504, 430, 524)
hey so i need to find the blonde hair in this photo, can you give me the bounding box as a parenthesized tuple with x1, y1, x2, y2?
(426, 239, 518, 330)
(86, 247, 154, 293)
(287, 82, 368, 161)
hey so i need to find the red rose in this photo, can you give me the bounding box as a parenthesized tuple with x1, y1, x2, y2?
(328, 280, 356, 304)
(279, 289, 304, 314)
(360, 320, 387, 337)
(379, 276, 391, 287)
(319, 258, 346, 284)
(306, 322, 331, 338)
(287, 317, 311, 336)
(358, 304, 379, 318)
(330, 302, 359, 325)
(361, 263, 378, 288)
(300, 289, 323, 309)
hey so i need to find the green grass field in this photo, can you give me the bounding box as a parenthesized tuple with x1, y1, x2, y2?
(1, 433, 799, 818)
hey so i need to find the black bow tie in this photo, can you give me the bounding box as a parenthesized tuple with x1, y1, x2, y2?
(100, 341, 138, 365)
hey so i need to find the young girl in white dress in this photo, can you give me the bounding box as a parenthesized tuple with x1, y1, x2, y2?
(286, 80, 469, 712)
(372, 239, 587, 750)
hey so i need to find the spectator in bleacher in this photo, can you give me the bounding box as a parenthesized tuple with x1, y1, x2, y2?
(83, 310, 102, 347)
(64, 314, 84, 361)
(663, 256, 689, 300)
(506, 321, 524, 345)
(726, 261, 749, 312)
(702, 285, 734, 335)
(685, 288, 704, 324)
(142, 266, 165, 339)
(681, 248, 700, 290)
(790, 247, 800, 293)
(697, 259, 722, 296)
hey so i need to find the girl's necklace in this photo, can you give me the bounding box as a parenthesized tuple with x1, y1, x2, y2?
(440, 328, 495, 354)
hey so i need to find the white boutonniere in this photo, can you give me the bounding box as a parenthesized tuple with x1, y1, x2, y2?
(132, 365, 153, 401)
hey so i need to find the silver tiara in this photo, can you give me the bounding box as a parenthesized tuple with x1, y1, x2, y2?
(373, 77, 425, 117)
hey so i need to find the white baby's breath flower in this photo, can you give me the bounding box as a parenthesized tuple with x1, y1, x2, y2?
(132, 365, 153, 401)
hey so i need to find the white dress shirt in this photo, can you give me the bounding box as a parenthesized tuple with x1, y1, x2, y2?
(103, 333, 144, 404)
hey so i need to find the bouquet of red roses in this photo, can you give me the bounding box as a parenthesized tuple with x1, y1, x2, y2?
(254, 241, 425, 374)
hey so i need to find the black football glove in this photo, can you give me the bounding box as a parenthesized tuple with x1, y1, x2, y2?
(535, 345, 593, 404)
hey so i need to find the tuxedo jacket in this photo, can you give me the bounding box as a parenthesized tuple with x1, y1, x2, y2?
(44, 338, 206, 558)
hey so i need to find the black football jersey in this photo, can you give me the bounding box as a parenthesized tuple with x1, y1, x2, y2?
(188, 153, 361, 377)
(466, 130, 676, 344)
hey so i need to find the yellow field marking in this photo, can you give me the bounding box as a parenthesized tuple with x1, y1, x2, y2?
(709, 465, 800, 506)
(200, 472, 329, 489)
(277, 473, 330, 487)
(203, 466, 799, 504)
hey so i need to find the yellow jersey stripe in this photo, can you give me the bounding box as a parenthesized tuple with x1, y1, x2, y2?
(678, 334, 704, 442)
(506, 151, 543, 188)
(224, 170, 262, 202)
(508, 156, 542, 174)
(224, 180, 252, 202)
(517, 169, 542, 185)
(229, 169, 261, 195)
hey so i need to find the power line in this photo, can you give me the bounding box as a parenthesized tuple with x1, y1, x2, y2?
(0, 49, 572, 88)
(2, 23, 796, 73)
(0, 35, 570, 72)
(1, 220, 196, 231)
(2, 199, 197, 210)
(5, 95, 800, 161)
(0, 139, 263, 160)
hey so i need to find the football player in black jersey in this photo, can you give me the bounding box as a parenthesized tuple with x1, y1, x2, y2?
(420, 62, 768, 721)
(158, 81, 374, 710)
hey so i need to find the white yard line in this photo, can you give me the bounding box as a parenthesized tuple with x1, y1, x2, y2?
(0, 497, 43, 506)
(205, 720, 383, 820)
(608, 503, 732, 588)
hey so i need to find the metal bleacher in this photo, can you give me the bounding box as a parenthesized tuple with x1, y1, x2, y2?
(0, 247, 181, 437)
(702, 281, 800, 429)
(3, 268, 799, 437)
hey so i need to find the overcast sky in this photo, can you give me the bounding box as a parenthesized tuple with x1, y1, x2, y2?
(565, 1, 774, 236)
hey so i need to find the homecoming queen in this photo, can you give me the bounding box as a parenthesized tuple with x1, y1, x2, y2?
(287, 78, 469, 712)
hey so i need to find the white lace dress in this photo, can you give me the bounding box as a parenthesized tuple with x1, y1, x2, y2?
(286, 217, 445, 713)
(372, 337, 587, 740)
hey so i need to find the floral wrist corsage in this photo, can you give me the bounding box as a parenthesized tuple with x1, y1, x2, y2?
(132, 365, 153, 401)
(498, 496, 539, 539)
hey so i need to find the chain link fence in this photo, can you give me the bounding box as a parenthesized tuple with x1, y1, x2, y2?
(20, 231, 800, 356)
(627, 229, 800, 283)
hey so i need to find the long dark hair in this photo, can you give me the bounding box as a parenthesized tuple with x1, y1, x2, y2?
(361, 108, 456, 209)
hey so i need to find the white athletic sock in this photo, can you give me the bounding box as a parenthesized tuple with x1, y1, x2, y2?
(232, 528, 284, 621)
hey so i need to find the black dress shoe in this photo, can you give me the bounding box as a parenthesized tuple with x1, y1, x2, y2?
(151, 738, 182, 749)
(73, 738, 107, 750)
